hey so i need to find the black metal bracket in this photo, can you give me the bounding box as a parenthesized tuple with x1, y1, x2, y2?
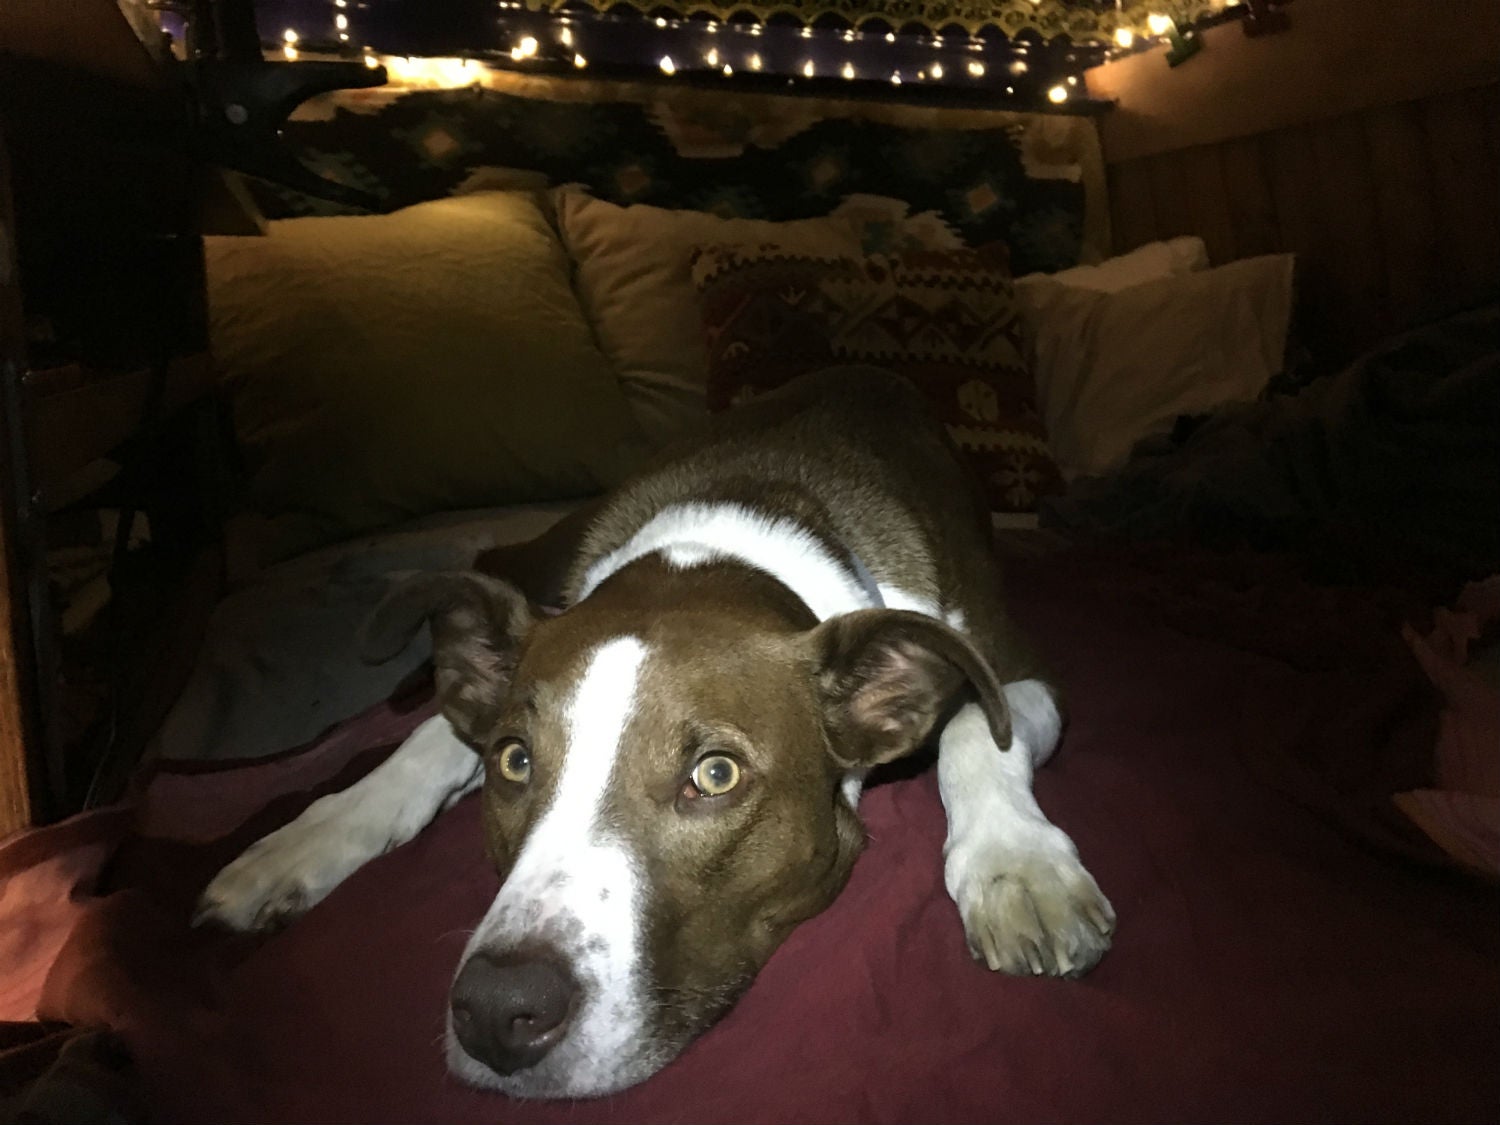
(182, 0, 389, 210)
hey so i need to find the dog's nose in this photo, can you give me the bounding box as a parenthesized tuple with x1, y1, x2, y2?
(450, 952, 578, 1075)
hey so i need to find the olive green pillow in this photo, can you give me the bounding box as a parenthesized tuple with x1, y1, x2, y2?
(206, 192, 648, 566)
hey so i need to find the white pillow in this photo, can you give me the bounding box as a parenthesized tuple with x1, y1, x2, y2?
(1016, 236, 1208, 293)
(1020, 254, 1296, 481)
(553, 187, 865, 446)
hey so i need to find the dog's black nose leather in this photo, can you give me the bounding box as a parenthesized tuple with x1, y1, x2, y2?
(450, 953, 578, 1075)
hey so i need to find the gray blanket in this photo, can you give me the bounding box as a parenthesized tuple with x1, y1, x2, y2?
(1042, 305, 1500, 585)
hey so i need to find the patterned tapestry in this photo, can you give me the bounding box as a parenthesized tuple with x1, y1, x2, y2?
(538, 0, 1235, 40)
(260, 70, 1107, 276)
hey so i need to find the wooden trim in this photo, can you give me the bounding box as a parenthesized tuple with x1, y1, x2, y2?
(1087, 0, 1500, 163)
(0, 123, 38, 839)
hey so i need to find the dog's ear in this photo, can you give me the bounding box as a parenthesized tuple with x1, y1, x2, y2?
(809, 609, 1011, 768)
(360, 571, 536, 743)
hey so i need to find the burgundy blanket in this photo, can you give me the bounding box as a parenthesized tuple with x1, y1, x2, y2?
(6, 547, 1497, 1124)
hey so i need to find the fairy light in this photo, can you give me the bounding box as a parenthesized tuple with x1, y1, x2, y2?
(841, 61, 856, 79)
(968, 60, 985, 77)
(659, 55, 676, 74)
(655, 16, 668, 28)
(890, 71, 902, 84)
(364, 53, 379, 68)
(1010, 59, 1028, 74)
(885, 32, 896, 42)
(748, 52, 763, 70)
(722, 63, 733, 76)
(518, 36, 538, 57)
(1115, 27, 1135, 47)
(1147, 12, 1173, 34)
(334, 13, 348, 30)
(282, 27, 298, 44)
(573, 52, 587, 67)
(930, 62, 944, 79)
(802, 59, 815, 77)
(1048, 84, 1068, 103)
(706, 47, 719, 66)
(560, 26, 573, 47)
(1067, 74, 1078, 85)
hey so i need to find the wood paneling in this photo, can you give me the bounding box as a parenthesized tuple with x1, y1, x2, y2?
(1087, 0, 1500, 163)
(1105, 84, 1500, 362)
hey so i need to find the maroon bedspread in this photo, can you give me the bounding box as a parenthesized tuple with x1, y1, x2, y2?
(10, 547, 1499, 1124)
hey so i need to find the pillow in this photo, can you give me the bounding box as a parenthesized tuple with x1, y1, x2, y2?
(1016, 236, 1209, 293)
(691, 243, 1062, 513)
(552, 188, 866, 447)
(1019, 254, 1297, 481)
(206, 192, 648, 566)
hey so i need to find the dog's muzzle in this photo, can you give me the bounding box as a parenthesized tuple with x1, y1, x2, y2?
(450, 950, 579, 1075)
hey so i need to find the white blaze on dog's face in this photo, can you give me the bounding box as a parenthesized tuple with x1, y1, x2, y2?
(376, 564, 1010, 1098)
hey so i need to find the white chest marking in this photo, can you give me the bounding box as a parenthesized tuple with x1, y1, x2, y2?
(579, 502, 951, 625)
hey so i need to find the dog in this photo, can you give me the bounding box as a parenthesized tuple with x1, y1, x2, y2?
(194, 367, 1114, 1098)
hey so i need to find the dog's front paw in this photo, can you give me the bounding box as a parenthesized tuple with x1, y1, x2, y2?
(193, 797, 373, 933)
(944, 823, 1115, 978)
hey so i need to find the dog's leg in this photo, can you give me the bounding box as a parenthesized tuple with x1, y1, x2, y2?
(194, 714, 481, 933)
(938, 680, 1115, 977)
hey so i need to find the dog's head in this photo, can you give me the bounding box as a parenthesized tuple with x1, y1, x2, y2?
(364, 559, 1010, 1097)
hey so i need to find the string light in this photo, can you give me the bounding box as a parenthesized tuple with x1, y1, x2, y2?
(748, 53, 763, 70)
(722, 63, 733, 76)
(282, 28, 298, 43)
(1115, 27, 1135, 47)
(930, 62, 943, 79)
(802, 59, 815, 77)
(334, 13, 348, 30)
(841, 61, 856, 79)
(1010, 59, 1028, 74)
(659, 55, 676, 74)
(890, 71, 902, 84)
(1147, 13, 1173, 34)
(560, 26, 573, 46)
(968, 60, 985, 77)
(706, 47, 719, 66)
(364, 53, 379, 68)
(1067, 74, 1078, 85)
(574, 52, 588, 67)
(1048, 84, 1068, 103)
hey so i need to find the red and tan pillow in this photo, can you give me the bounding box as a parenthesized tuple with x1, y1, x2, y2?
(690, 243, 1061, 512)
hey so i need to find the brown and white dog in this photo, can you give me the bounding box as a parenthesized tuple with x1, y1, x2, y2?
(194, 367, 1114, 1098)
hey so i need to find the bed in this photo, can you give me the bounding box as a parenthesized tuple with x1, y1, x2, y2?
(3, 25, 1498, 1125)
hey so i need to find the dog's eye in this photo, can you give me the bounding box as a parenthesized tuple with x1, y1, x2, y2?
(496, 741, 531, 785)
(690, 754, 740, 797)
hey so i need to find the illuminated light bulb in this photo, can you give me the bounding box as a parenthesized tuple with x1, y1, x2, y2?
(560, 26, 573, 46)
(917, 70, 926, 80)
(748, 24, 762, 36)
(885, 32, 896, 42)
(722, 63, 733, 76)
(707, 21, 719, 32)
(518, 36, 538, 57)
(1067, 74, 1078, 85)
(334, 0, 346, 6)
(1010, 59, 1028, 74)
(283, 44, 299, 59)
(842, 29, 856, 41)
(574, 53, 588, 68)
(1147, 13, 1173, 35)
(1048, 84, 1068, 103)
(655, 16, 667, 27)
(802, 59, 815, 77)
(968, 60, 985, 77)
(930, 62, 944, 79)
(841, 61, 855, 79)
(706, 48, 719, 66)
(890, 71, 902, 85)
(933, 35, 945, 46)
(509, 46, 523, 60)
(659, 55, 676, 74)
(364, 53, 379, 68)
(1115, 27, 1135, 48)
(335, 13, 348, 30)
(338, 32, 349, 41)
(282, 28, 299, 43)
(748, 52, 763, 70)
(1005, 85, 1015, 94)
(800, 26, 813, 37)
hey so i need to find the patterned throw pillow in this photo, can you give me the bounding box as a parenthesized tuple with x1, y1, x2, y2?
(691, 243, 1062, 512)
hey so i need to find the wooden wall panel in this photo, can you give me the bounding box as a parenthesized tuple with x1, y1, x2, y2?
(1106, 84, 1500, 362)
